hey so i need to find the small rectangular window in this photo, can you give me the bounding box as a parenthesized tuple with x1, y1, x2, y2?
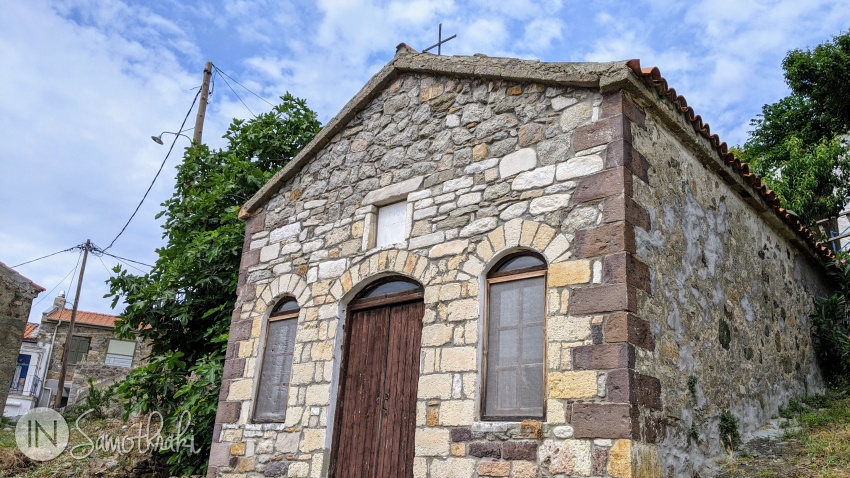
(255, 317, 297, 422)
(68, 336, 91, 365)
(376, 201, 407, 247)
(105, 339, 136, 368)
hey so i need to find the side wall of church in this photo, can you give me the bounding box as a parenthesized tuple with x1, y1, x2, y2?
(629, 91, 831, 476)
(210, 72, 658, 478)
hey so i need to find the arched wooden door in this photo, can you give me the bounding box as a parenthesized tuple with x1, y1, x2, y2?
(329, 279, 424, 478)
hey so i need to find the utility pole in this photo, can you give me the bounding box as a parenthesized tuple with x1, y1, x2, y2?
(193, 61, 213, 144)
(53, 239, 90, 409)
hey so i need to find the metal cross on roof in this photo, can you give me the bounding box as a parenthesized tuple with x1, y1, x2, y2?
(423, 23, 456, 55)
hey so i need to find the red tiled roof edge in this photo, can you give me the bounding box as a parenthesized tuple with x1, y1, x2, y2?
(625, 59, 834, 260)
(24, 322, 38, 339)
(46, 308, 120, 327)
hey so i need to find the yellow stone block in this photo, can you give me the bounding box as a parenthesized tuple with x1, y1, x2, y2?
(548, 260, 592, 286)
(230, 442, 246, 456)
(633, 442, 662, 478)
(450, 442, 465, 456)
(473, 143, 488, 160)
(548, 371, 597, 399)
(228, 379, 253, 401)
(607, 439, 632, 478)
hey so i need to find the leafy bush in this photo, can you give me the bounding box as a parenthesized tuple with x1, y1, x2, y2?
(719, 410, 741, 451)
(810, 254, 850, 383)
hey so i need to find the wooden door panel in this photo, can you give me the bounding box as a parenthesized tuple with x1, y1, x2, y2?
(376, 301, 424, 478)
(332, 307, 390, 478)
(331, 297, 424, 478)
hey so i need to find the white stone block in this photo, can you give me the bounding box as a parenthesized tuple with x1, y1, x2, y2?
(361, 176, 424, 206)
(512, 165, 556, 191)
(459, 217, 497, 237)
(556, 154, 604, 181)
(443, 176, 474, 193)
(409, 231, 446, 249)
(560, 101, 593, 132)
(318, 259, 346, 280)
(457, 192, 482, 207)
(530, 194, 571, 215)
(499, 148, 537, 178)
(259, 243, 280, 262)
(551, 96, 578, 111)
(429, 239, 468, 258)
(270, 222, 301, 243)
(464, 158, 499, 174)
(499, 201, 528, 221)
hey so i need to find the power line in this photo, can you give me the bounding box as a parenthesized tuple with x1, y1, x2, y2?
(212, 64, 275, 108)
(214, 69, 255, 117)
(11, 246, 79, 268)
(102, 88, 202, 252)
(99, 250, 154, 269)
(29, 249, 84, 310)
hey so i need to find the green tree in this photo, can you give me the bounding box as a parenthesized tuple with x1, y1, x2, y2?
(741, 30, 850, 226)
(106, 93, 320, 475)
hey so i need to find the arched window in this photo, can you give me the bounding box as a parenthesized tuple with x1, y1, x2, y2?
(483, 251, 547, 419)
(254, 297, 299, 422)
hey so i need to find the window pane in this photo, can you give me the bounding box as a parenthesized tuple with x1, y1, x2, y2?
(485, 276, 544, 418)
(359, 280, 420, 298)
(107, 339, 136, 356)
(255, 318, 297, 421)
(272, 298, 299, 315)
(492, 254, 545, 274)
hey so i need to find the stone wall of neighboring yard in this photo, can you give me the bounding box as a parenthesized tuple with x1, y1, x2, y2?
(629, 91, 831, 476)
(211, 68, 661, 478)
(0, 265, 40, 410)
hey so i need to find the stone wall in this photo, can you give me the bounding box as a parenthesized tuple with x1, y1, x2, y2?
(39, 320, 147, 406)
(211, 67, 664, 478)
(628, 91, 831, 475)
(0, 264, 41, 410)
(69, 363, 132, 406)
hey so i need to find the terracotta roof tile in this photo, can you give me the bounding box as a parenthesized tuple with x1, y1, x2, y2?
(47, 308, 120, 328)
(23, 322, 38, 339)
(625, 59, 834, 260)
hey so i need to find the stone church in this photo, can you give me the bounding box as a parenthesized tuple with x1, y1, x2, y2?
(207, 45, 832, 478)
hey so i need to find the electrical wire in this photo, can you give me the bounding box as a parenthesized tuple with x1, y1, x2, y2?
(11, 246, 78, 268)
(102, 88, 202, 252)
(29, 249, 84, 310)
(212, 64, 275, 108)
(100, 251, 154, 269)
(214, 69, 255, 117)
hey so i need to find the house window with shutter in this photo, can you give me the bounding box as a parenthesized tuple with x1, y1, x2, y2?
(483, 252, 547, 420)
(105, 339, 136, 368)
(254, 298, 299, 422)
(68, 336, 91, 365)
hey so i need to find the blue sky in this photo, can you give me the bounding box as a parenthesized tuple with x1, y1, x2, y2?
(2, 0, 849, 323)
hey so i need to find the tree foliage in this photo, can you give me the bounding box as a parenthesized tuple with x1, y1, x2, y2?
(106, 93, 320, 475)
(741, 30, 850, 225)
(810, 253, 850, 385)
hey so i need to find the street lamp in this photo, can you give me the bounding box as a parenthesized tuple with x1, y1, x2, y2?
(151, 128, 193, 145)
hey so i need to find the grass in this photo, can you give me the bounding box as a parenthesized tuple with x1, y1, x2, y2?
(782, 388, 850, 477)
(0, 413, 152, 478)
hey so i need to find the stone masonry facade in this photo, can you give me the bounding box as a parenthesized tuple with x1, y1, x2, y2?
(627, 84, 830, 474)
(0, 263, 42, 411)
(209, 51, 831, 478)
